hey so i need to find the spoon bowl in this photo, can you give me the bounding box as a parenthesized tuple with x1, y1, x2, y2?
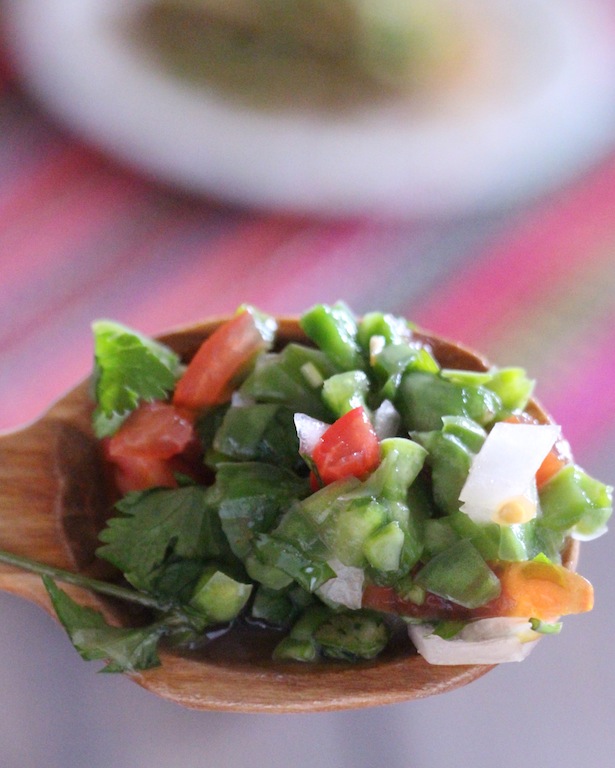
(0, 317, 578, 712)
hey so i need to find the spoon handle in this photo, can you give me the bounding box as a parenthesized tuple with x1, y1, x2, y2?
(0, 397, 112, 569)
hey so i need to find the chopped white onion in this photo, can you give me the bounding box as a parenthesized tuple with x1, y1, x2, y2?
(317, 559, 364, 610)
(369, 335, 386, 364)
(373, 399, 401, 440)
(459, 422, 561, 525)
(293, 412, 329, 456)
(408, 617, 540, 665)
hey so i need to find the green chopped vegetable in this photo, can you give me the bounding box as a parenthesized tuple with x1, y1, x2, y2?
(91, 320, 181, 437)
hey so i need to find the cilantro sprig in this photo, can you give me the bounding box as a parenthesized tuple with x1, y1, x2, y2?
(97, 485, 228, 593)
(91, 320, 181, 437)
(0, 485, 246, 674)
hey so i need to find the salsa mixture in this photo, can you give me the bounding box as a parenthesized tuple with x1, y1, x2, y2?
(44, 304, 612, 671)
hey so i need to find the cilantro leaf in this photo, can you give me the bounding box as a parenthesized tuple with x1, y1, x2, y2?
(96, 485, 224, 594)
(91, 320, 181, 437)
(43, 577, 164, 673)
(208, 462, 310, 559)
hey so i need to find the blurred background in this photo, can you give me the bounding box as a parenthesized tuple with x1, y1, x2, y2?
(1, 0, 614, 766)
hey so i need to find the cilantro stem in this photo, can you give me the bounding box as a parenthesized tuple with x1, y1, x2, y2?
(0, 549, 165, 610)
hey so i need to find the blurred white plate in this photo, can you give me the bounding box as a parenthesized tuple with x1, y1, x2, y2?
(4, 0, 615, 218)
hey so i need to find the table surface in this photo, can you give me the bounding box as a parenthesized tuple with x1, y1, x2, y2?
(1, 8, 615, 767)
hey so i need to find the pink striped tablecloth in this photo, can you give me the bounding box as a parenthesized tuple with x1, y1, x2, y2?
(1, 23, 615, 768)
(2, 59, 615, 469)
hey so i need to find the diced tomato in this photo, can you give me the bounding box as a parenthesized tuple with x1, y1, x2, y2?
(106, 401, 195, 460)
(105, 450, 178, 495)
(536, 450, 569, 488)
(309, 471, 322, 492)
(104, 401, 196, 493)
(173, 310, 272, 410)
(362, 584, 471, 621)
(311, 406, 381, 485)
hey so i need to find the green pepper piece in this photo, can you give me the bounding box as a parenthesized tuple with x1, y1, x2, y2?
(252, 534, 335, 592)
(371, 342, 440, 401)
(357, 311, 414, 351)
(538, 464, 613, 536)
(369, 437, 427, 501)
(441, 366, 535, 412)
(322, 370, 370, 417)
(300, 302, 364, 371)
(396, 371, 502, 431)
(422, 518, 461, 558)
(440, 415, 487, 453)
(415, 539, 501, 608)
(207, 462, 309, 559)
(314, 609, 390, 661)
(212, 403, 304, 472)
(272, 604, 331, 662)
(413, 430, 474, 516)
(189, 566, 253, 624)
(244, 552, 293, 590)
(363, 520, 405, 571)
(251, 586, 295, 627)
(239, 343, 338, 421)
(447, 511, 537, 562)
(272, 636, 319, 662)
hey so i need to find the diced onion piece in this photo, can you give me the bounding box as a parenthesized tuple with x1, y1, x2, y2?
(369, 335, 386, 365)
(459, 422, 561, 525)
(293, 413, 329, 456)
(301, 361, 325, 388)
(408, 617, 540, 665)
(317, 559, 364, 610)
(373, 399, 401, 440)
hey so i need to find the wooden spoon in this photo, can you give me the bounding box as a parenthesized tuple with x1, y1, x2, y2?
(0, 317, 578, 712)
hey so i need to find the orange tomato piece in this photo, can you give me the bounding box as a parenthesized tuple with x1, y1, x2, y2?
(490, 560, 594, 620)
(536, 450, 569, 488)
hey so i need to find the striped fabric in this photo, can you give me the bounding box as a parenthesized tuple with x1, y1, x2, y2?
(1, 72, 615, 472)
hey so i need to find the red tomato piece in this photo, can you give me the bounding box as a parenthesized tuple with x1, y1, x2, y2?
(106, 401, 195, 459)
(106, 451, 179, 495)
(173, 310, 271, 410)
(311, 406, 381, 485)
(105, 401, 196, 493)
(362, 584, 471, 622)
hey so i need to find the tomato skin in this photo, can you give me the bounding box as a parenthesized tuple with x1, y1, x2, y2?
(105, 449, 178, 495)
(105, 401, 196, 493)
(173, 310, 271, 410)
(311, 406, 381, 485)
(362, 584, 472, 622)
(106, 401, 195, 460)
